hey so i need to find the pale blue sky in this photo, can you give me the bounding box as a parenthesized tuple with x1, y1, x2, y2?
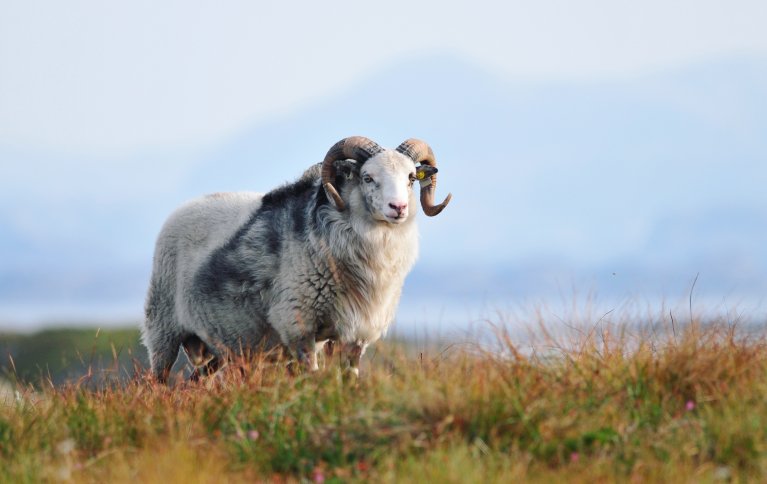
(1, 1, 767, 326)
(2, 1, 767, 155)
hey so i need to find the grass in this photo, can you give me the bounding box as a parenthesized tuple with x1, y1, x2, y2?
(0, 327, 142, 386)
(1, 313, 766, 482)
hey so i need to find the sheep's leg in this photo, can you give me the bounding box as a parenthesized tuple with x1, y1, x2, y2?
(287, 335, 319, 373)
(339, 342, 366, 378)
(182, 334, 222, 381)
(270, 306, 319, 372)
(314, 339, 334, 369)
(144, 327, 183, 384)
(143, 277, 183, 383)
(300, 340, 320, 371)
(323, 339, 335, 357)
(188, 357, 223, 381)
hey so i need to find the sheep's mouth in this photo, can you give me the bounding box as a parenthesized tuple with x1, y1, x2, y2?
(383, 214, 407, 224)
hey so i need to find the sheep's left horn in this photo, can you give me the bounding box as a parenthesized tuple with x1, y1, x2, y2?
(321, 136, 384, 211)
(396, 139, 452, 216)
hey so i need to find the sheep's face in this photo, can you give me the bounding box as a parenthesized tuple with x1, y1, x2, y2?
(334, 150, 437, 225)
(354, 151, 418, 225)
(339, 150, 417, 225)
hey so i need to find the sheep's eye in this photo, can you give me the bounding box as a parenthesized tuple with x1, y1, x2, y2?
(363, 175, 374, 184)
(408, 174, 416, 187)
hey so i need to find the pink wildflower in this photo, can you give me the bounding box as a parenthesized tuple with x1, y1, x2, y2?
(312, 468, 325, 484)
(570, 452, 579, 463)
(686, 400, 696, 411)
(247, 430, 260, 441)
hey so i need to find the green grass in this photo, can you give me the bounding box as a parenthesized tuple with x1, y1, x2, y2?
(1, 316, 767, 482)
(0, 327, 144, 386)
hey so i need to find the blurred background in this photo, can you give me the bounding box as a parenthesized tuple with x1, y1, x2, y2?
(1, 1, 766, 344)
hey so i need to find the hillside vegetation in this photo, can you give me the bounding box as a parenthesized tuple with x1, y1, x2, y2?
(1, 316, 766, 482)
(0, 327, 144, 386)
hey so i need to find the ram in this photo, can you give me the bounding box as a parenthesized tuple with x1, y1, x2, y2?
(141, 136, 451, 382)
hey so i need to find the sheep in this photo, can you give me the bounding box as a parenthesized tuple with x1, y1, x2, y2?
(141, 136, 452, 382)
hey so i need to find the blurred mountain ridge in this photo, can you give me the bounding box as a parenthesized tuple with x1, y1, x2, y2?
(1, 52, 765, 324)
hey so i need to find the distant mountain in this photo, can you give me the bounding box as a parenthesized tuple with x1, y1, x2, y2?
(187, 54, 767, 264)
(2, 53, 766, 324)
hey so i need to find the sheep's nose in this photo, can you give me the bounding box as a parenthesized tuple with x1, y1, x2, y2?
(389, 202, 407, 215)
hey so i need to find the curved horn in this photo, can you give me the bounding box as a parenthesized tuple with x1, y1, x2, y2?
(321, 136, 384, 211)
(396, 139, 452, 216)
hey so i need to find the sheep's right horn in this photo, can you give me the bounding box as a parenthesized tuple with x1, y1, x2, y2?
(321, 136, 384, 211)
(396, 139, 452, 216)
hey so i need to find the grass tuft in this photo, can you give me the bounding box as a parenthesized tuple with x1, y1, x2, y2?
(2, 316, 767, 481)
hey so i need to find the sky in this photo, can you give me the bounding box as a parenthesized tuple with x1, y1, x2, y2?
(2, 1, 767, 156)
(1, 1, 767, 328)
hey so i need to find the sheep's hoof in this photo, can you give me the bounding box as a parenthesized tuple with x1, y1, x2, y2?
(341, 366, 360, 384)
(188, 368, 202, 382)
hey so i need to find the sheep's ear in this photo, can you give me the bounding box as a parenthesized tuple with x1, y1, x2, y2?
(335, 159, 360, 181)
(415, 165, 438, 186)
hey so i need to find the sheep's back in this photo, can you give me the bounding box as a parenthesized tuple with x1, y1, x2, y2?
(154, 192, 263, 295)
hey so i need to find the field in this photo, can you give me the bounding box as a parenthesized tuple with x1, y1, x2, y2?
(1, 312, 766, 482)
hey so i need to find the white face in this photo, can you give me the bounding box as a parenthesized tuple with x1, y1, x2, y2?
(358, 151, 417, 224)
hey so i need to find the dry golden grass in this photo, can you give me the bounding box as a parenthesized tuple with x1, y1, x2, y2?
(2, 313, 766, 482)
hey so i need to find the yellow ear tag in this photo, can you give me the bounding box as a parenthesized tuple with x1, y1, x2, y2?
(416, 171, 426, 180)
